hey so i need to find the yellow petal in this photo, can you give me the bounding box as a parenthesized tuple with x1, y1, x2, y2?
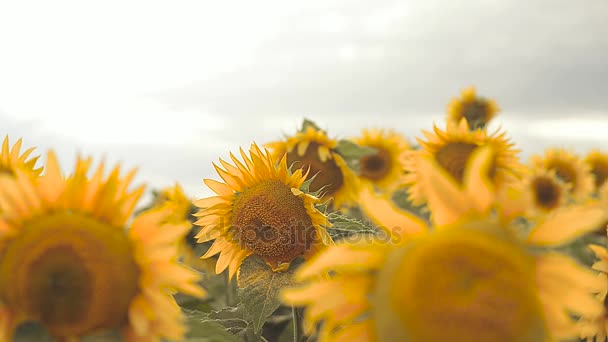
(528, 204, 607, 246)
(297, 140, 310, 157)
(296, 245, 384, 280)
(332, 321, 373, 342)
(463, 145, 495, 214)
(358, 185, 427, 238)
(417, 155, 470, 226)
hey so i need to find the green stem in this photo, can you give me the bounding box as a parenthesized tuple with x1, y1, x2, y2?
(292, 306, 301, 342)
(225, 271, 235, 306)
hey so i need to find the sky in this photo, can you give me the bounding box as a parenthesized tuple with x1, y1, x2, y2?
(1, 0, 607, 199)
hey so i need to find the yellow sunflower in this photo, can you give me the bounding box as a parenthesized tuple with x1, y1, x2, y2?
(531, 148, 594, 202)
(149, 184, 215, 273)
(403, 119, 520, 207)
(507, 167, 572, 219)
(352, 128, 410, 192)
(194, 143, 331, 278)
(585, 150, 608, 193)
(266, 125, 358, 209)
(283, 147, 606, 342)
(0, 152, 204, 341)
(0, 136, 42, 177)
(579, 244, 608, 341)
(447, 86, 500, 130)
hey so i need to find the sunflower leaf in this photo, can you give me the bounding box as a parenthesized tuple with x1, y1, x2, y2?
(327, 211, 378, 240)
(334, 139, 377, 172)
(13, 322, 53, 342)
(236, 255, 302, 334)
(391, 187, 430, 220)
(185, 306, 260, 342)
(300, 118, 322, 133)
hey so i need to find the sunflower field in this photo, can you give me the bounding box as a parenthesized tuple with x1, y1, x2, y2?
(2, 87, 608, 342)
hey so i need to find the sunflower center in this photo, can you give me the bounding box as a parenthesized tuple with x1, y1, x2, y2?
(359, 147, 392, 181)
(0, 166, 14, 176)
(435, 142, 496, 184)
(373, 226, 546, 342)
(231, 180, 315, 267)
(532, 176, 562, 210)
(461, 101, 490, 129)
(590, 159, 608, 189)
(0, 212, 139, 338)
(547, 160, 577, 188)
(286, 142, 344, 196)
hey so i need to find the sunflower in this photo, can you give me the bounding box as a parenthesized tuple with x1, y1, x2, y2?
(266, 125, 358, 209)
(283, 147, 606, 342)
(512, 167, 572, 218)
(585, 150, 608, 193)
(194, 143, 331, 278)
(531, 148, 594, 202)
(579, 244, 608, 342)
(403, 119, 520, 207)
(0, 136, 42, 177)
(0, 152, 204, 341)
(447, 86, 500, 130)
(150, 184, 215, 273)
(352, 128, 410, 193)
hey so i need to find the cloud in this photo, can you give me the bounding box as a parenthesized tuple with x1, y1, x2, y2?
(157, 0, 608, 115)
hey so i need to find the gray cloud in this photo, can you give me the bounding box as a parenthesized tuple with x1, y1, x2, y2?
(158, 0, 608, 115)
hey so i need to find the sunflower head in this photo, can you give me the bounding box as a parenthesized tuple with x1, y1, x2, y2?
(194, 143, 332, 278)
(0, 136, 42, 177)
(284, 148, 606, 342)
(283, 219, 593, 342)
(151, 183, 193, 224)
(585, 150, 608, 193)
(352, 128, 410, 192)
(265, 123, 358, 208)
(403, 120, 520, 206)
(517, 167, 571, 217)
(147, 184, 216, 272)
(531, 148, 593, 202)
(373, 222, 547, 342)
(0, 153, 204, 341)
(447, 86, 500, 130)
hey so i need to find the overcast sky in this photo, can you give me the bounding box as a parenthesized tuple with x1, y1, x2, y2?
(1, 0, 607, 199)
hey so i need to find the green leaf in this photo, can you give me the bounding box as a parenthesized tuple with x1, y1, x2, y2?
(13, 322, 53, 342)
(333, 139, 377, 172)
(391, 188, 430, 221)
(185, 306, 256, 342)
(327, 211, 378, 240)
(236, 256, 302, 334)
(559, 233, 608, 267)
(300, 118, 322, 133)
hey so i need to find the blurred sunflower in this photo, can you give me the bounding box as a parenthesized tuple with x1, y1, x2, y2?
(579, 244, 608, 341)
(150, 184, 215, 273)
(352, 128, 410, 193)
(514, 168, 571, 218)
(0, 136, 42, 177)
(284, 147, 606, 342)
(531, 148, 593, 202)
(266, 125, 358, 208)
(194, 143, 331, 278)
(403, 119, 520, 207)
(585, 150, 608, 193)
(447, 86, 500, 130)
(0, 153, 204, 341)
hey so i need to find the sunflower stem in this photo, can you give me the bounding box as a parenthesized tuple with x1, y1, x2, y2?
(225, 271, 235, 306)
(292, 306, 301, 342)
